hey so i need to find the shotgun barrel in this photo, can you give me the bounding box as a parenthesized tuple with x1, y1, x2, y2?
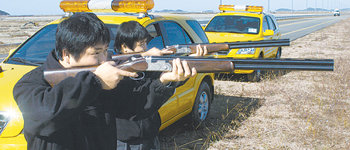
(44, 56, 334, 86)
(111, 39, 290, 59)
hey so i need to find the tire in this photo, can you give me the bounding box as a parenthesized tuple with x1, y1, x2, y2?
(247, 54, 263, 82)
(189, 81, 212, 128)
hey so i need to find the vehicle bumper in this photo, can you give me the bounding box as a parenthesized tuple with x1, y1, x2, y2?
(0, 134, 26, 150)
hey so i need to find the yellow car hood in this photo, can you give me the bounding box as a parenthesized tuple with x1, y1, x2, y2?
(0, 63, 36, 137)
(0, 63, 37, 111)
(206, 32, 263, 43)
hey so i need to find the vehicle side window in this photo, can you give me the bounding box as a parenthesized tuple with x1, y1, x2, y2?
(163, 21, 192, 46)
(262, 16, 269, 32)
(186, 20, 209, 43)
(267, 16, 276, 31)
(106, 24, 119, 53)
(146, 23, 165, 50)
(10, 24, 57, 63)
(9, 24, 120, 63)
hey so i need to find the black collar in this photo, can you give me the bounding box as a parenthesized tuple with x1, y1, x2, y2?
(42, 50, 64, 70)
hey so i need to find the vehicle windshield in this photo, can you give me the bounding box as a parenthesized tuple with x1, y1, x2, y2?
(6, 24, 119, 65)
(205, 16, 260, 34)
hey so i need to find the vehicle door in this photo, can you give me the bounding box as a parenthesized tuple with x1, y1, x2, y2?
(262, 15, 278, 57)
(150, 21, 197, 120)
(265, 15, 280, 57)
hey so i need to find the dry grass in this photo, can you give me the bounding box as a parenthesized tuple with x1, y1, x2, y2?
(0, 45, 18, 54)
(0, 16, 58, 54)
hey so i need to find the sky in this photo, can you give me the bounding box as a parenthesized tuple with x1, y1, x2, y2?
(0, 0, 348, 15)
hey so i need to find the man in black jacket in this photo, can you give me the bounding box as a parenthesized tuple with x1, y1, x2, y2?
(113, 21, 207, 150)
(13, 13, 196, 150)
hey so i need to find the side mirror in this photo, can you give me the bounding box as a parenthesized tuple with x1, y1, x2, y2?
(8, 48, 16, 56)
(263, 29, 274, 36)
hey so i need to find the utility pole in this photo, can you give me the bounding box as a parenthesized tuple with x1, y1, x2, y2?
(220, 0, 222, 5)
(315, 0, 317, 11)
(268, 0, 270, 13)
(292, 0, 294, 13)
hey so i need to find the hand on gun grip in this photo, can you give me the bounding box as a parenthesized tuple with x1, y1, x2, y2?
(94, 61, 138, 90)
(159, 58, 197, 85)
(142, 47, 174, 56)
(189, 45, 208, 57)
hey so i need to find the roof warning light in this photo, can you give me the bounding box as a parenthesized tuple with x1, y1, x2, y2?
(60, 0, 154, 13)
(219, 5, 263, 13)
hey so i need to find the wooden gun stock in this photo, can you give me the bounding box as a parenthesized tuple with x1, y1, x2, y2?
(44, 58, 148, 86)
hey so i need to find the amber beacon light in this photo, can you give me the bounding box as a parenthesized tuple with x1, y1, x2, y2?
(60, 0, 91, 13)
(219, 5, 263, 13)
(112, 0, 154, 13)
(60, 0, 154, 13)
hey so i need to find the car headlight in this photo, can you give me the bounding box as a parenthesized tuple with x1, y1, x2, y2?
(236, 48, 256, 54)
(213, 51, 229, 55)
(0, 111, 14, 135)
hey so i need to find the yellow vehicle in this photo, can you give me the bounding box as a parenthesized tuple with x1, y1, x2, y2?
(0, 0, 214, 149)
(204, 5, 282, 81)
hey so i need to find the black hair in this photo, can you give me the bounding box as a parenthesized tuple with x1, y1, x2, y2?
(55, 12, 110, 61)
(114, 21, 151, 53)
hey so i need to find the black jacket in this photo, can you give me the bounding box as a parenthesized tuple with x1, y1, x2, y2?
(13, 51, 174, 150)
(112, 58, 177, 143)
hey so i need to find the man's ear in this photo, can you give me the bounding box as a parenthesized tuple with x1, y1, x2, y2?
(121, 43, 134, 53)
(121, 44, 128, 52)
(61, 49, 70, 64)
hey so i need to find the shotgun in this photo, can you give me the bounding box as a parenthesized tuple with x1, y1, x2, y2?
(44, 56, 334, 86)
(111, 39, 290, 60)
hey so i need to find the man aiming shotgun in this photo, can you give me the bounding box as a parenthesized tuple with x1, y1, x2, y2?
(44, 55, 334, 86)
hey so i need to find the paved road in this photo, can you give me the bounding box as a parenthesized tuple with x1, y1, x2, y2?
(278, 15, 348, 40)
(1, 15, 348, 62)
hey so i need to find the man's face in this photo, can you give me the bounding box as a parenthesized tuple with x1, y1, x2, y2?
(121, 39, 147, 54)
(68, 43, 108, 68)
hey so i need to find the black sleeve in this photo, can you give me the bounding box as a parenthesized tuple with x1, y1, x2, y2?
(13, 68, 102, 136)
(116, 113, 161, 141)
(135, 78, 176, 119)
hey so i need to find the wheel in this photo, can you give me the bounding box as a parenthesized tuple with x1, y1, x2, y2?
(276, 47, 282, 59)
(247, 54, 263, 82)
(189, 81, 212, 128)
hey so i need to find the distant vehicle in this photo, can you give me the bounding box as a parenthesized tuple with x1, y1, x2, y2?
(333, 9, 340, 16)
(204, 5, 282, 81)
